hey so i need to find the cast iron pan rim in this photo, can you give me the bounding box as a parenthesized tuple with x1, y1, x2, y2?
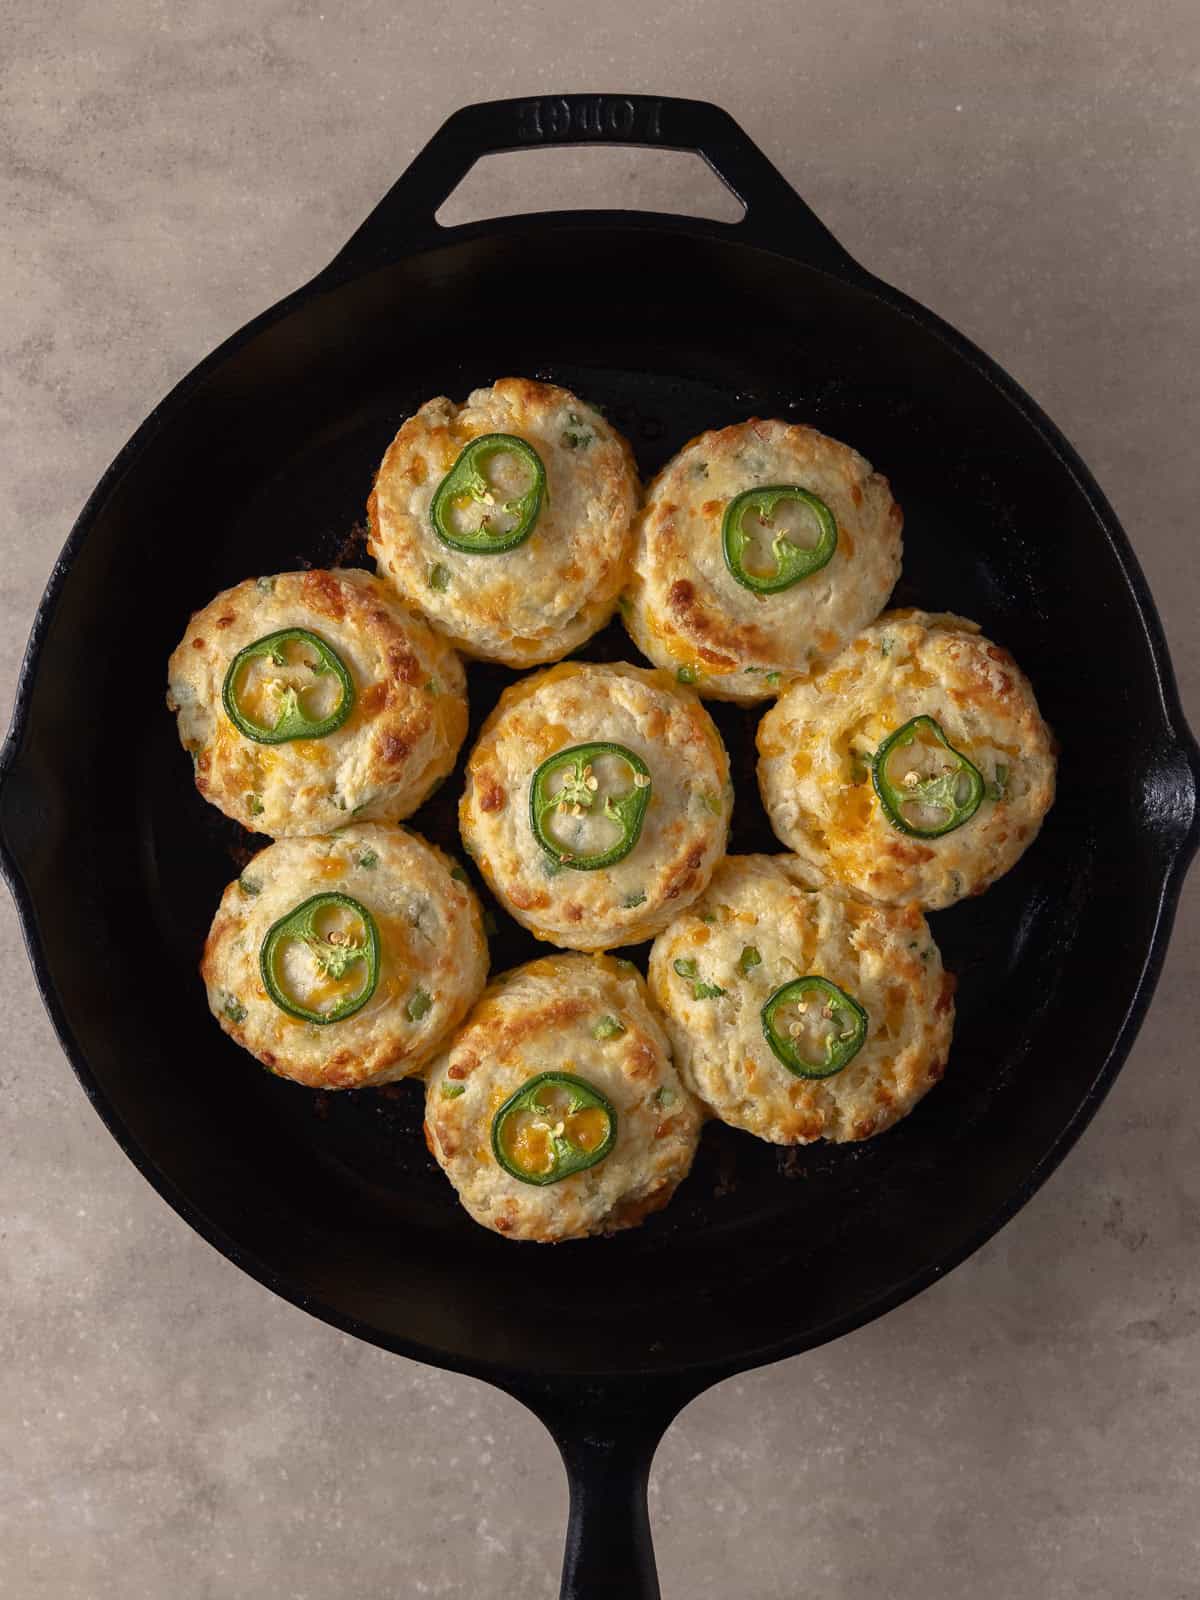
(2, 204, 1197, 1387)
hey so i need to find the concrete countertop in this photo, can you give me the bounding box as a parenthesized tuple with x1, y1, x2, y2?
(3, 3, 1197, 1595)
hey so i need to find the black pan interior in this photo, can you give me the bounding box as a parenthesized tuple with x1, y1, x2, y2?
(5, 224, 1187, 1381)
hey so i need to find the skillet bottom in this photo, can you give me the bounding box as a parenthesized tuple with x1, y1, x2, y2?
(129, 354, 1099, 1373)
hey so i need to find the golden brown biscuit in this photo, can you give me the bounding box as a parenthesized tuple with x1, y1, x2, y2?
(459, 661, 731, 950)
(757, 610, 1056, 909)
(424, 953, 702, 1241)
(168, 568, 467, 837)
(648, 854, 955, 1144)
(622, 418, 902, 701)
(202, 824, 487, 1089)
(368, 378, 639, 666)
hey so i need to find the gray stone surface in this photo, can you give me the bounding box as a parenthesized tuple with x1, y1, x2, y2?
(2, 2, 1197, 1595)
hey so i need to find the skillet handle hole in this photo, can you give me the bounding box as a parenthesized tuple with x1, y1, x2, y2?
(435, 146, 747, 227)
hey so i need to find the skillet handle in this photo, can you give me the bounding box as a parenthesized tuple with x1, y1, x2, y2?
(324, 93, 858, 277)
(557, 1420, 662, 1599)
(511, 1377, 702, 1600)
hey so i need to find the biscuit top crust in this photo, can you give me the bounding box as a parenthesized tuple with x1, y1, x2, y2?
(756, 610, 1057, 909)
(369, 378, 639, 666)
(648, 853, 955, 1144)
(624, 418, 902, 701)
(460, 661, 731, 949)
(168, 568, 467, 837)
(425, 953, 702, 1241)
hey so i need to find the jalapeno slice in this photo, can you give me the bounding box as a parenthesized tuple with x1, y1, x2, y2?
(761, 977, 867, 1079)
(529, 742, 651, 871)
(491, 1072, 617, 1186)
(430, 433, 546, 554)
(722, 485, 838, 594)
(872, 715, 985, 838)
(259, 892, 380, 1025)
(222, 628, 354, 745)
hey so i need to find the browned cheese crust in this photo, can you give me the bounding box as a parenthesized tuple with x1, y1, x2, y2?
(201, 824, 488, 1089)
(167, 568, 468, 837)
(368, 377, 640, 666)
(623, 418, 902, 701)
(424, 954, 702, 1241)
(757, 610, 1057, 909)
(649, 854, 955, 1144)
(459, 661, 732, 950)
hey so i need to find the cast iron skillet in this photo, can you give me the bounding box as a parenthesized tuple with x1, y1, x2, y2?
(2, 94, 1198, 1597)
